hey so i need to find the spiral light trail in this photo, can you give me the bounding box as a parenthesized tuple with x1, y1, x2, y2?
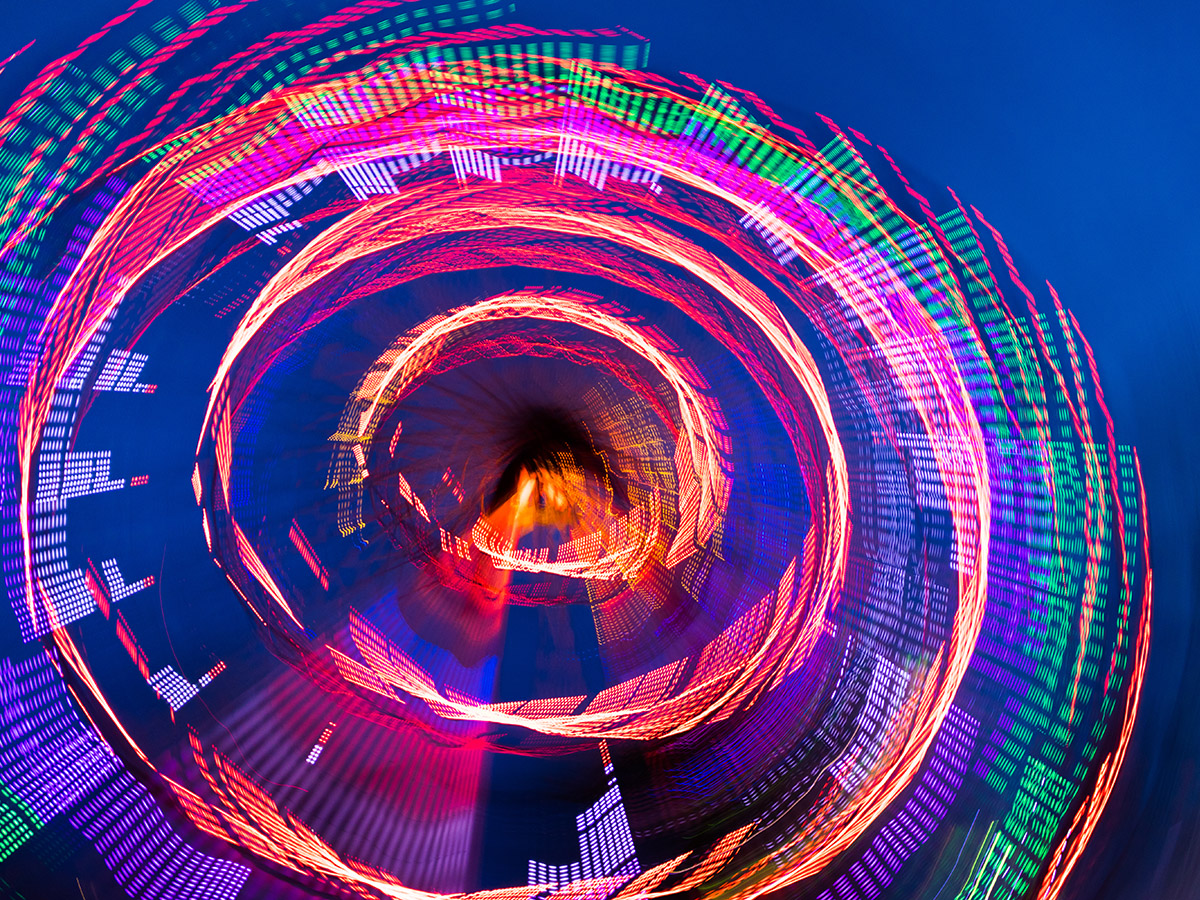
(0, 4, 1149, 900)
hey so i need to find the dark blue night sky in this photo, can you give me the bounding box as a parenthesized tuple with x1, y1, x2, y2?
(0, 2, 1196, 898)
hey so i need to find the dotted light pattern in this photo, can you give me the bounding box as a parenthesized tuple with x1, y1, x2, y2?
(0, 4, 1149, 900)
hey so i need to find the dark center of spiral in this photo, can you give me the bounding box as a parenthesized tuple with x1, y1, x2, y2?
(485, 407, 626, 538)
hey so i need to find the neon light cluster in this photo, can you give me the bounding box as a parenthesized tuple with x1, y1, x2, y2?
(0, 3, 1149, 900)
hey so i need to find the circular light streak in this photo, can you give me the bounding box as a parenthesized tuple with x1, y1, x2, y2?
(0, 8, 1149, 900)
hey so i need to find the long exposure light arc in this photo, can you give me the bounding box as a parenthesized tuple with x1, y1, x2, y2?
(0, 7, 1151, 900)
